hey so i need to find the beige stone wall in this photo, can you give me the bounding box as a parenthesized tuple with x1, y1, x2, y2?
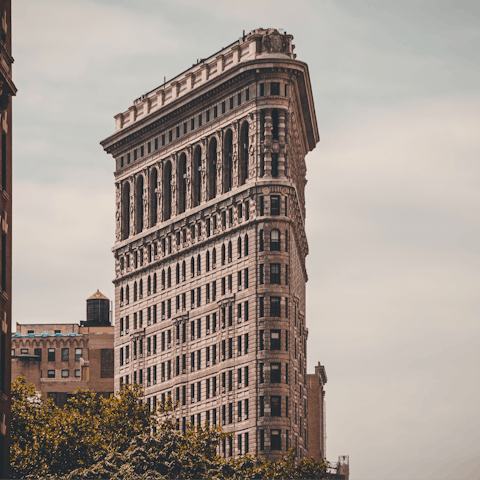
(12, 326, 114, 406)
(103, 28, 319, 461)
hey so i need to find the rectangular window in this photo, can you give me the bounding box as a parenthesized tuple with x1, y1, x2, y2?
(259, 297, 264, 317)
(271, 396, 281, 416)
(162, 134, 165, 146)
(260, 363, 265, 383)
(183, 122, 187, 134)
(245, 366, 249, 386)
(260, 429, 265, 450)
(62, 369, 69, 378)
(270, 264, 281, 284)
(245, 269, 249, 288)
(191, 118, 195, 130)
(61, 348, 69, 362)
(140, 145, 144, 157)
(214, 106, 218, 118)
(75, 348, 82, 362)
(271, 429, 281, 450)
(271, 82, 280, 96)
(134, 149, 138, 161)
(120, 156, 124, 168)
(229, 97, 234, 109)
(270, 297, 281, 317)
(237, 92, 242, 105)
(260, 196, 264, 216)
(127, 152, 131, 164)
(75, 369, 81, 378)
(48, 348, 55, 362)
(155, 138, 158, 150)
(271, 195, 280, 215)
(270, 330, 281, 350)
(260, 396, 264, 416)
(271, 363, 281, 383)
(259, 264, 264, 285)
(206, 110, 210, 122)
(221, 101, 226, 114)
(260, 83, 265, 97)
(260, 330, 265, 350)
(246, 88, 250, 101)
(285, 265, 289, 285)
(47, 370, 55, 378)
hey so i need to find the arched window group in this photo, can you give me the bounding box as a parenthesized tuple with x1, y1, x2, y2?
(163, 160, 172, 221)
(149, 168, 158, 228)
(208, 137, 217, 200)
(178, 153, 187, 214)
(121, 181, 130, 240)
(239, 121, 249, 185)
(193, 146, 202, 207)
(223, 129, 233, 193)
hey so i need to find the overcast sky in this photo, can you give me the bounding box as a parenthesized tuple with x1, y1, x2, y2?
(12, 1, 480, 479)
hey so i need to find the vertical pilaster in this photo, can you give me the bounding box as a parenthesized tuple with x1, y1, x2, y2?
(264, 109, 272, 177)
(201, 138, 208, 203)
(186, 146, 193, 210)
(278, 109, 286, 177)
(232, 122, 239, 188)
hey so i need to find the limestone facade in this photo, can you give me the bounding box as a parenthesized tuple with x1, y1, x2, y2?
(101, 28, 320, 460)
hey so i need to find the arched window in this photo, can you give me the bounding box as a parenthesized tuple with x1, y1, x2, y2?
(222, 244, 226, 265)
(134, 282, 138, 302)
(223, 129, 233, 193)
(139, 279, 143, 296)
(178, 153, 187, 214)
(206, 251, 210, 272)
(237, 237, 242, 259)
(135, 175, 144, 234)
(163, 160, 172, 220)
(182, 261, 186, 281)
(149, 167, 158, 227)
(126, 285, 130, 304)
(270, 229, 280, 251)
(167, 267, 171, 288)
(176, 263, 180, 284)
(239, 121, 249, 185)
(193, 145, 202, 207)
(228, 241, 232, 261)
(162, 269, 165, 290)
(148, 275, 151, 294)
(191, 257, 195, 278)
(153, 273, 157, 293)
(121, 181, 130, 240)
(244, 234, 249, 256)
(120, 287, 124, 303)
(208, 137, 217, 200)
(259, 229, 264, 252)
(212, 248, 217, 267)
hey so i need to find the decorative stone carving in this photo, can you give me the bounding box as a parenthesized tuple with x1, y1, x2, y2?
(262, 29, 288, 54)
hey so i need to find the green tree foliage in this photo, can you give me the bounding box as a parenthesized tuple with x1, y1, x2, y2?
(11, 376, 329, 480)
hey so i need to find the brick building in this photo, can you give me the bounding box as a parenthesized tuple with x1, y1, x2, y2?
(101, 28, 324, 460)
(12, 291, 114, 407)
(0, 0, 16, 475)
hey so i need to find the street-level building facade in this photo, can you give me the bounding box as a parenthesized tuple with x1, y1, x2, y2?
(101, 28, 320, 460)
(12, 291, 114, 407)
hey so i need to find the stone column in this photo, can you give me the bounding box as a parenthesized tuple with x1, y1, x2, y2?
(201, 138, 208, 203)
(278, 109, 286, 177)
(186, 146, 193, 210)
(232, 122, 239, 188)
(216, 131, 223, 197)
(248, 112, 258, 179)
(143, 169, 149, 230)
(115, 182, 121, 241)
(263, 109, 273, 177)
(171, 153, 178, 217)
(156, 162, 163, 226)
(129, 182, 135, 237)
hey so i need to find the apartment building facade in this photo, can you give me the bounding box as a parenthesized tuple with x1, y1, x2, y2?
(0, 0, 16, 476)
(101, 28, 320, 460)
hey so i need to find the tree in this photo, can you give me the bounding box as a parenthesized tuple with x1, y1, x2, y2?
(11, 376, 329, 480)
